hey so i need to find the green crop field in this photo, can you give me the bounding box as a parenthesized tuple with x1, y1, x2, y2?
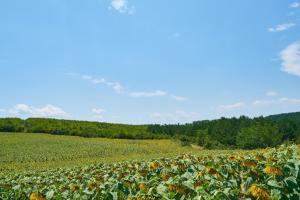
(0, 133, 299, 199)
(0, 132, 202, 172)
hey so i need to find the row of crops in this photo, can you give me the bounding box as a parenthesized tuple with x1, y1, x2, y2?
(0, 133, 196, 172)
(0, 145, 299, 199)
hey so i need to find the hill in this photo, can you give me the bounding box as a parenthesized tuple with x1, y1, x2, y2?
(0, 111, 300, 149)
(266, 111, 300, 122)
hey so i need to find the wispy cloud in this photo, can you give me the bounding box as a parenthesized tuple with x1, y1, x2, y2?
(110, 0, 135, 14)
(252, 100, 277, 106)
(266, 91, 279, 97)
(268, 23, 295, 32)
(69, 73, 187, 101)
(80, 74, 125, 94)
(92, 108, 105, 119)
(81, 75, 93, 80)
(171, 95, 188, 101)
(279, 97, 300, 104)
(111, 0, 126, 11)
(252, 97, 300, 106)
(129, 90, 166, 97)
(290, 2, 300, 8)
(280, 41, 300, 77)
(91, 78, 105, 84)
(8, 104, 67, 118)
(217, 102, 245, 111)
(111, 82, 124, 93)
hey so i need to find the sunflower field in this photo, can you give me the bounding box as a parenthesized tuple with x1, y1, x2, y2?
(0, 145, 299, 200)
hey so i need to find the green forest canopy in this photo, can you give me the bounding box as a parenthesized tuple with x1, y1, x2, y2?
(0, 111, 299, 149)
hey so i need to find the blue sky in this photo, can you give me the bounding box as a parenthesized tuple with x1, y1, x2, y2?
(0, 0, 300, 124)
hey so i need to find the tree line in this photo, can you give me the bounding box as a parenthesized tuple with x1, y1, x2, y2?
(148, 113, 300, 149)
(0, 118, 166, 139)
(0, 112, 299, 149)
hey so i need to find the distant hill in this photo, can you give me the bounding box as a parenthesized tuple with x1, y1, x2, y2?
(266, 111, 300, 122)
(0, 111, 300, 149)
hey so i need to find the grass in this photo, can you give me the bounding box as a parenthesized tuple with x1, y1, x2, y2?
(0, 132, 201, 172)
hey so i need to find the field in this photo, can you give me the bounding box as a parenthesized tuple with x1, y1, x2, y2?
(0, 133, 202, 172)
(0, 133, 299, 199)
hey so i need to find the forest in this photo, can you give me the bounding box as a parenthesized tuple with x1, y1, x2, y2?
(0, 112, 299, 149)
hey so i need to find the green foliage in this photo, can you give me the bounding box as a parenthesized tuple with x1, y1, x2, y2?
(237, 122, 282, 149)
(266, 111, 300, 122)
(177, 135, 193, 146)
(149, 114, 300, 149)
(196, 129, 222, 149)
(0, 118, 24, 132)
(0, 118, 168, 139)
(1, 111, 300, 149)
(25, 118, 154, 139)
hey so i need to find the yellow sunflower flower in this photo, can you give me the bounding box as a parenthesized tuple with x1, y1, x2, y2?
(88, 182, 97, 190)
(264, 166, 283, 176)
(138, 182, 147, 191)
(249, 185, 271, 200)
(228, 155, 236, 160)
(168, 184, 177, 191)
(149, 161, 159, 170)
(207, 167, 218, 175)
(242, 160, 257, 168)
(29, 193, 46, 200)
(197, 171, 204, 177)
(160, 174, 170, 181)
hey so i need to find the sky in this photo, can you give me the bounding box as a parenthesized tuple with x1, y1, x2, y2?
(0, 0, 300, 124)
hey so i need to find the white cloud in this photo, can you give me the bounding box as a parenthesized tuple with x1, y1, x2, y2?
(252, 100, 277, 106)
(266, 91, 279, 97)
(110, 0, 135, 14)
(92, 108, 105, 119)
(78, 74, 126, 94)
(290, 2, 300, 8)
(111, 0, 126, 10)
(268, 23, 295, 32)
(129, 90, 166, 97)
(69, 73, 187, 100)
(279, 97, 300, 104)
(81, 75, 93, 80)
(91, 78, 105, 84)
(92, 108, 105, 114)
(252, 97, 300, 106)
(111, 82, 124, 93)
(171, 95, 188, 101)
(280, 41, 300, 77)
(8, 104, 67, 118)
(217, 102, 245, 111)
